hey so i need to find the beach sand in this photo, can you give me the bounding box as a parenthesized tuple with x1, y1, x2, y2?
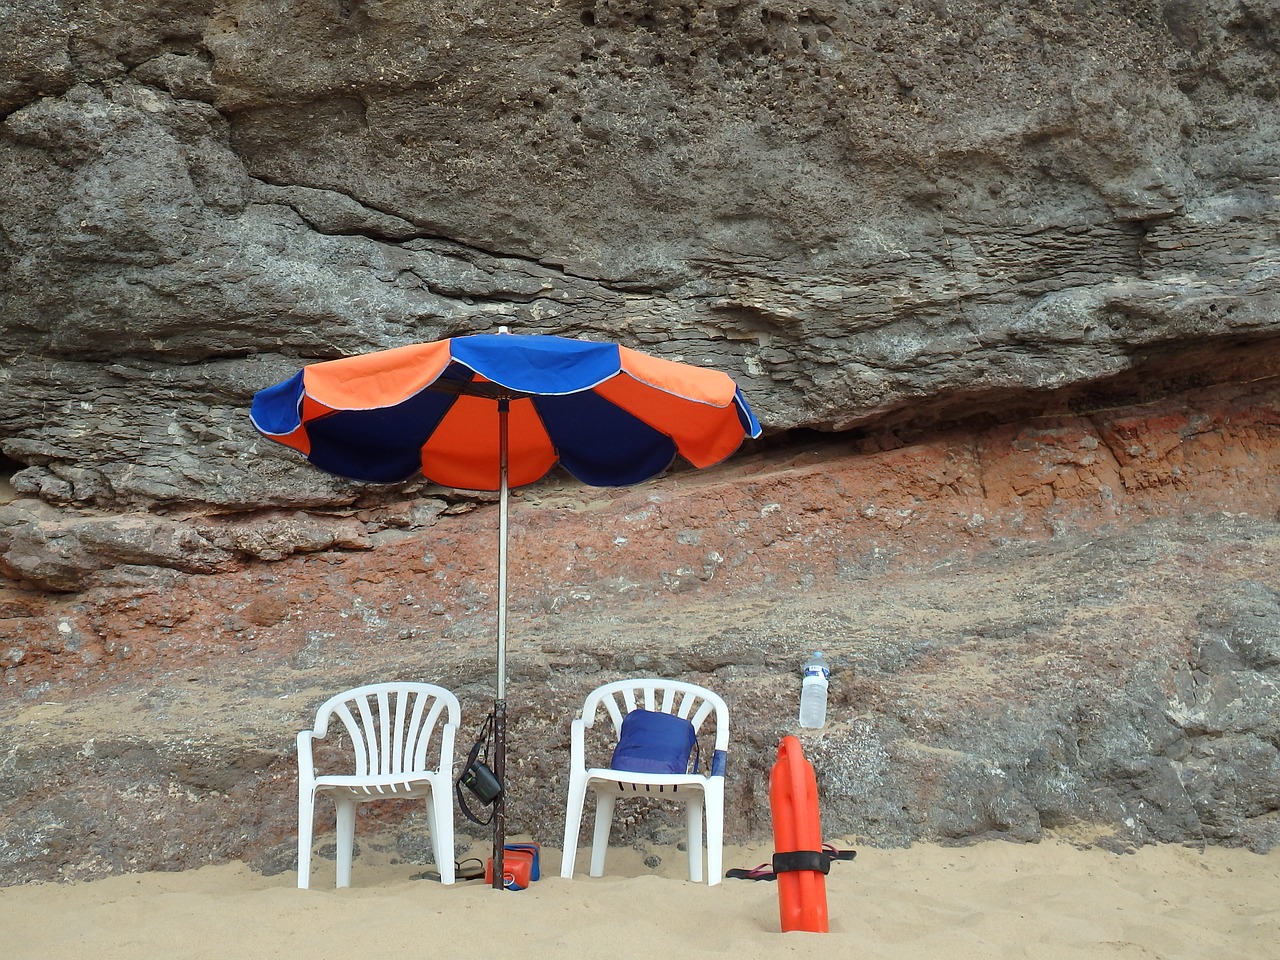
(3, 838, 1276, 959)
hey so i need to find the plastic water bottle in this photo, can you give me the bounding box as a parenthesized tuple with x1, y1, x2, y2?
(798, 652, 829, 728)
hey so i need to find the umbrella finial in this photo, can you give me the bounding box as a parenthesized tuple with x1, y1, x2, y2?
(498, 325, 510, 335)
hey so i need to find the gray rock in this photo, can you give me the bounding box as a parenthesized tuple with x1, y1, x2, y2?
(1, 3, 1277, 526)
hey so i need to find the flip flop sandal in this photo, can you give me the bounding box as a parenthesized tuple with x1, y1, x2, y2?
(823, 843, 857, 861)
(726, 863, 777, 881)
(727, 845, 857, 881)
(455, 858, 486, 881)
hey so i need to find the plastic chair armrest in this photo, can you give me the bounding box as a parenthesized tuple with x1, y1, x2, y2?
(439, 721, 457, 777)
(297, 730, 316, 786)
(711, 749, 727, 777)
(570, 718, 587, 768)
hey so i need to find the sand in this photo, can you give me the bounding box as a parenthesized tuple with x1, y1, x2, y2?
(3, 839, 1277, 959)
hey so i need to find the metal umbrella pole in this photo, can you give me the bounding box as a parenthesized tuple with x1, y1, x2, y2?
(491, 397, 509, 889)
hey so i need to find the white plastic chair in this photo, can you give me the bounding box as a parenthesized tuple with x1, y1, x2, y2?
(560, 678, 729, 885)
(296, 681, 460, 889)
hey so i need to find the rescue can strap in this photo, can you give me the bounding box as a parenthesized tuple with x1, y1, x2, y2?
(771, 850, 831, 875)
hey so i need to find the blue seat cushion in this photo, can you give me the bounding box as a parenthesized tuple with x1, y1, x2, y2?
(610, 709, 699, 775)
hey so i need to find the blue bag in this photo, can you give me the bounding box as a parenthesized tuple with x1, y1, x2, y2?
(610, 709, 700, 774)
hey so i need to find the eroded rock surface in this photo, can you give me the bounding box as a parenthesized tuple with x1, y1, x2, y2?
(4, 372, 1279, 882)
(2, 1, 1278, 514)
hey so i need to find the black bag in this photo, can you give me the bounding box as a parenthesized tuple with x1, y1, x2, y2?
(456, 713, 502, 825)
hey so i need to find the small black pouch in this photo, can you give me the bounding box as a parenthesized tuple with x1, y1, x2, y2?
(456, 712, 503, 824)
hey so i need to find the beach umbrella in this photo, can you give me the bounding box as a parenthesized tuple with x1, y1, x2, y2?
(249, 328, 761, 887)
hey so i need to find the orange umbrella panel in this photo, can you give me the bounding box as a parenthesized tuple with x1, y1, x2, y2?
(250, 334, 761, 491)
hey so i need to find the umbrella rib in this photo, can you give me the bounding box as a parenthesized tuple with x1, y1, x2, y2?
(427, 377, 533, 402)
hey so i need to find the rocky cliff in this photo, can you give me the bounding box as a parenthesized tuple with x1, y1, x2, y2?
(1, 1, 1278, 883)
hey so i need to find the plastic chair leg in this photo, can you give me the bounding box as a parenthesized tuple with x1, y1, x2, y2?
(335, 797, 356, 888)
(560, 776, 589, 879)
(297, 791, 315, 890)
(589, 793, 616, 877)
(430, 789, 455, 884)
(704, 786, 724, 886)
(685, 794, 704, 883)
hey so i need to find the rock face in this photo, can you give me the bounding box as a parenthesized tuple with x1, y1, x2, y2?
(1, 2, 1279, 882)
(3, 1, 1279, 513)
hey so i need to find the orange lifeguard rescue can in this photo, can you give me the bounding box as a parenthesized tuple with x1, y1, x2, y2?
(769, 735, 829, 933)
(484, 843, 540, 890)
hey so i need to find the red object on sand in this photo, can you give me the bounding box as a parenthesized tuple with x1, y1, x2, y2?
(769, 735, 829, 933)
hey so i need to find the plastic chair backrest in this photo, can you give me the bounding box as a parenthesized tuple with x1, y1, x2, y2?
(311, 681, 460, 776)
(582, 678, 729, 755)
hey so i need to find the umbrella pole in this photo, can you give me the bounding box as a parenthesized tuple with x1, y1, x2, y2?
(492, 399, 510, 889)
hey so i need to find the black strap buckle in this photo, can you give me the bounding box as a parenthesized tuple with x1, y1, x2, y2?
(771, 850, 831, 875)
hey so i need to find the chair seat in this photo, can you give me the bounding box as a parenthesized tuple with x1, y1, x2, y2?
(314, 773, 444, 799)
(584, 768, 710, 793)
